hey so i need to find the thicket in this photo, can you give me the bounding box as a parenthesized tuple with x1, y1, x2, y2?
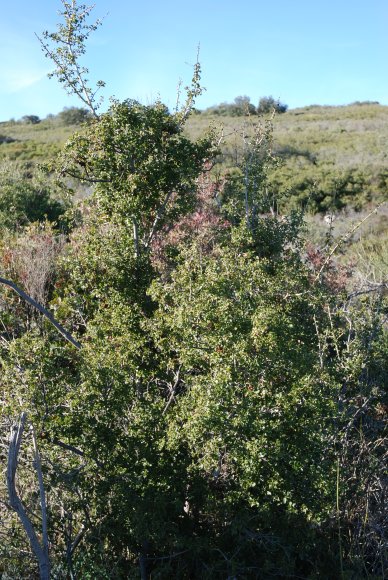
(0, 2, 386, 579)
(0, 165, 67, 231)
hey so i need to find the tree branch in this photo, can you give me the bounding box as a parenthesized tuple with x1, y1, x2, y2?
(315, 202, 386, 282)
(52, 437, 105, 469)
(7, 413, 51, 580)
(0, 277, 81, 350)
(163, 366, 182, 415)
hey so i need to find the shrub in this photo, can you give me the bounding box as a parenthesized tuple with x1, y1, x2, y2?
(20, 115, 41, 124)
(0, 170, 66, 230)
(204, 96, 256, 116)
(0, 135, 16, 144)
(232, 95, 256, 115)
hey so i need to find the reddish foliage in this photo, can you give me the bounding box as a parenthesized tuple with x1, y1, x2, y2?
(0, 225, 65, 307)
(305, 243, 352, 292)
(151, 171, 230, 273)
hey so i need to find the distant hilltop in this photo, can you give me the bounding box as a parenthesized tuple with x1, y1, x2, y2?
(1, 98, 385, 125)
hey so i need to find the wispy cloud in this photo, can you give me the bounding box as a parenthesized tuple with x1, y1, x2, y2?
(0, 68, 48, 93)
(0, 26, 49, 94)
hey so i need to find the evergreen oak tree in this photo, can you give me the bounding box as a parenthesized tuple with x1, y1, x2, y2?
(1, 1, 386, 578)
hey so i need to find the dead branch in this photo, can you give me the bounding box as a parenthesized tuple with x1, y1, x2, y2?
(7, 413, 50, 579)
(315, 202, 386, 282)
(0, 277, 81, 350)
(163, 366, 182, 415)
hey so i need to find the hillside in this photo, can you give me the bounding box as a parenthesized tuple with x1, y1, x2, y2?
(188, 102, 388, 213)
(0, 118, 74, 163)
(1, 102, 387, 214)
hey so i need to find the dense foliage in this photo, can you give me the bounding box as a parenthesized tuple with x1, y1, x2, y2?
(0, 2, 386, 578)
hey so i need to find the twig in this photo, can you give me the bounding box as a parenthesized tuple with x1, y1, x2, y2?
(347, 282, 388, 301)
(315, 202, 386, 282)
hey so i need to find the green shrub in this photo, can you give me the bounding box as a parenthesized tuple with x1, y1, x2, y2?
(0, 171, 66, 230)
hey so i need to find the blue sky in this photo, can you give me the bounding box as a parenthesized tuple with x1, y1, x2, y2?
(1, 0, 387, 121)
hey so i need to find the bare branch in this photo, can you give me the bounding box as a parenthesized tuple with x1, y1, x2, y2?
(163, 366, 182, 415)
(51, 437, 105, 469)
(7, 413, 51, 580)
(315, 202, 386, 282)
(0, 276, 81, 350)
(346, 282, 388, 301)
(70, 523, 87, 556)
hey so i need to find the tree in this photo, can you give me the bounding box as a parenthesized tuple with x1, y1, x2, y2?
(21, 114, 41, 124)
(232, 95, 256, 115)
(220, 114, 282, 232)
(58, 106, 92, 126)
(2, 2, 215, 576)
(257, 95, 288, 115)
(55, 99, 213, 258)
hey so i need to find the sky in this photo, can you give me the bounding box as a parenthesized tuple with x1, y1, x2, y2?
(1, 0, 387, 121)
